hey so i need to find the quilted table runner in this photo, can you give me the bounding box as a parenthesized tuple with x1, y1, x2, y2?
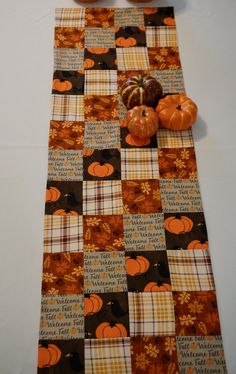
(38, 6, 227, 374)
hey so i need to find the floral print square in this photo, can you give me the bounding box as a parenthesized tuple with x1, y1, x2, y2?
(148, 47, 181, 70)
(159, 147, 197, 179)
(84, 95, 118, 122)
(83, 215, 124, 252)
(122, 180, 162, 214)
(85, 8, 115, 28)
(49, 121, 84, 150)
(54, 27, 84, 49)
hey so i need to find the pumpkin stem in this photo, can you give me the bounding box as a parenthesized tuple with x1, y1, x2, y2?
(110, 320, 116, 327)
(176, 105, 182, 110)
(141, 110, 146, 117)
(100, 162, 105, 166)
(175, 213, 181, 219)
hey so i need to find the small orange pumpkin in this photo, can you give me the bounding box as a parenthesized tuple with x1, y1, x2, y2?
(116, 37, 137, 47)
(144, 281, 172, 292)
(83, 149, 95, 157)
(46, 187, 61, 202)
(38, 343, 61, 369)
(95, 321, 128, 339)
(84, 294, 103, 316)
(156, 94, 198, 131)
(87, 48, 109, 55)
(187, 240, 208, 250)
(125, 133, 151, 147)
(163, 17, 176, 26)
(144, 8, 158, 15)
(88, 162, 114, 178)
(164, 215, 193, 234)
(126, 105, 159, 139)
(53, 209, 79, 216)
(52, 79, 72, 92)
(84, 58, 95, 69)
(126, 255, 150, 276)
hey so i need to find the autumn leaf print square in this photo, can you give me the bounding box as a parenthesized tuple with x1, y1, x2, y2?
(84, 95, 118, 122)
(158, 148, 197, 179)
(42, 252, 84, 296)
(84, 48, 117, 70)
(164, 212, 208, 250)
(54, 27, 84, 49)
(122, 180, 162, 214)
(173, 291, 221, 336)
(143, 7, 175, 27)
(52, 71, 85, 95)
(131, 336, 179, 374)
(84, 251, 127, 294)
(45, 181, 82, 215)
(83, 215, 124, 252)
(49, 121, 84, 150)
(48, 150, 83, 181)
(83, 149, 121, 181)
(84, 292, 129, 339)
(115, 26, 146, 48)
(148, 47, 181, 70)
(85, 8, 115, 28)
(125, 251, 171, 293)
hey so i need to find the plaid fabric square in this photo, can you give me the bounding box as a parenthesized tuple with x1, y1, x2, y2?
(85, 338, 132, 374)
(121, 149, 159, 180)
(51, 95, 84, 121)
(128, 292, 175, 336)
(167, 250, 215, 291)
(116, 47, 150, 71)
(55, 8, 85, 27)
(83, 181, 123, 215)
(43, 215, 83, 252)
(146, 26, 177, 47)
(158, 128, 194, 148)
(85, 70, 118, 95)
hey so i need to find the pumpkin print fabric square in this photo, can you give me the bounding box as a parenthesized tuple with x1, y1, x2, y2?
(85, 338, 132, 373)
(164, 212, 208, 250)
(51, 95, 84, 122)
(114, 8, 144, 27)
(84, 95, 118, 122)
(122, 180, 162, 215)
(148, 47, 181, 70)
(42, 252, 84, 296)
(123, 213, 166, 251)
(84, 48, 117, 70)
(85, 8, 115, 28)
(84, 120, 120, 150)
(83, 180, 123, 215)
(158, 147, 197, 179)
(116, 47, 150, 71)
(83, 215, 124, 252)
(84, 292, 130, 339)
(125, 251, 171, 293)
(128, 292, 175, 336)
(143, 7, 175, 27)
(45, 181, 82, 216)
(39, 294, 84, 340)
(176, 336, 227, 373)
(121, 148, 159, 180)
(84, 70, 118, 96)
(52, 71, 84, 95)
(44, 215, 83, 253)
(55, 8, 85, 27)
(54, 27, 84, 49)
(48, 150, 83, 181)
(54, 49, 85, 71)
(173, 291, 221, 336)
(83, 149, 121, 181)
(115, 26, 146, 48)
(49, 121, 84, 150)
(167, 250, 215, 291)
(85, 27, 115, 48)
(146, 26, 177, 48)
(131, 336, 179, 374)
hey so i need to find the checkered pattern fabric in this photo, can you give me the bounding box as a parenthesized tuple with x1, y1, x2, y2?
(85, 338, 132, 374)
(121, 149, 159, 180)
(116, 47, 150, 70)
(85, 70, 118, 95)
(158, 128, 194, 148)
(83, 181, 123, 215)
(43, 215, 83, 252)
(51, 95, 84, 121)
(55, 8, 85, 27)
(146, 26, 177, 47)
(128, 292, 175, 336)
(167, 250, 215, 291)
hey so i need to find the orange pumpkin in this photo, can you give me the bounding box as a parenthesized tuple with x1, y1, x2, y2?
(53, 209, 79, 216)
(164, 215, 193, 234)
(83, 149, 95, 157)
(88, 162, 114, 178)
(87, 48, 109, 55)
(38, 343, 61, 369)
(144, 8, 158, 14)
(126, 105, 159, 139)
(96, 321, 128, 339)
(125, 133, 151, 147)
(46, 187, 61, 202)
(126, 255, 150, 276)
(144, 281, 172, 292)
(163, 17, 176, 26)
(84, 58, 95, 69)
(156, 94, 198, 131)
(116, 37, 137, 47)
(84, 294, 103, 316)
(187, 240, 208, 250)
(52, 79, 72, 92)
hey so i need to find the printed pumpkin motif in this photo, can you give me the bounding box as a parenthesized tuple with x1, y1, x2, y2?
(144, 7, 175, 26)
(164, 215, 193, 234)
(38, 343, 62, 369)
(46, 187, 61, 202)
(84, 58, 95, 69)
(84, 294, 103, 316)
(126, 255, 150, 276)
(144, 282, 172, 292)
(54, 27, 84, 49)
(87, 162, 114, 178)
(158, 147, 197, 179)
(45, 181, 82, 215)
(83, 149, 121, 180)
(52, 79, 72, 92)
(95, 321, 128, 339)
(52, 71, 84, 95)
(53, 209, 79, 216)
(115, 26, 146, 47)
(84, 48, 117, 70)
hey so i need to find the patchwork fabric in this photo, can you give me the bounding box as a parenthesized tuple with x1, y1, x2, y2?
(85, 70, 118, 95)
(55, 8, 85, 27)
(51, 95, 84, 121)
(148, 47, 181, 70)
(49, 120, 84, 150)
(54, 48, 85, 71)
(121, 148, 159, 180)
(116, 47, 150, 70)
(157, 128, 193, 148)
(84, 95, 118, 121)
(158, 147, 197, 179)
(150, 69, 185, 94)
(84, 121, 120, 149)
(54, 27, 84, 49)
(114, 8, 144, 27)
(48, 149, 83, 181)
(146, 26, 177, 47)
(85, 28, 116, 48)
